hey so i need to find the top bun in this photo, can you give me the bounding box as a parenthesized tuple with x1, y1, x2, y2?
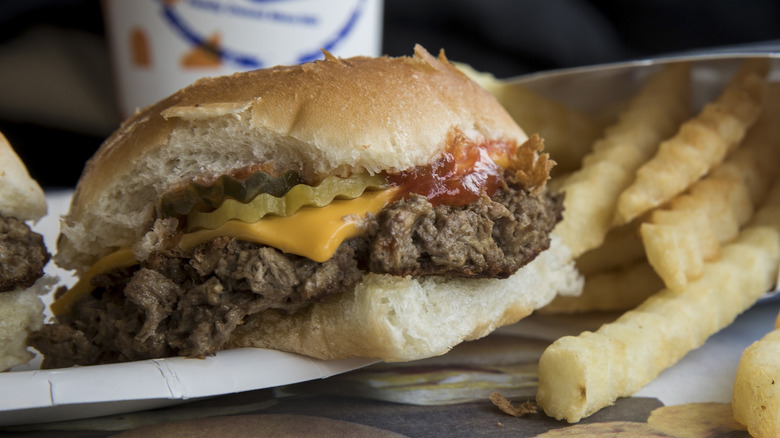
(57, 45, 528, 272)
(0, 132, 46, 222)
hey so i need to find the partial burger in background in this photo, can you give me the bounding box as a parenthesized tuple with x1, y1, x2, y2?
(29, 46, 582, 369)
(0, 132, 52, 371)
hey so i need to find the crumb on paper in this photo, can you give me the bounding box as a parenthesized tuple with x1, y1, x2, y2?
(489, 392, 538, 417)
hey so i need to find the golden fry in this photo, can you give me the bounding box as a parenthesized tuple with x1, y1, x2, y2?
(493, 82, 605, 176)
(574, 222, 646, 276)
(453, 62, 503, 93)
(455, 62, 605, 175)
(639, 212, 713, 291)
(539, 261, 662, 314)
(553, 63, 691, 256)
(640, 83, 780, 291)
(614, 58, 770, 225)
(536, 177, 780, 422)
(732, 328, 780, 438)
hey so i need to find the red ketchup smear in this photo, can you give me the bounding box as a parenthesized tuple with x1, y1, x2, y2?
(386, 139, 517, 206)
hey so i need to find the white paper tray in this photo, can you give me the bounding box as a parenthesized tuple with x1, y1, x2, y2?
(0, 347, 374, 426)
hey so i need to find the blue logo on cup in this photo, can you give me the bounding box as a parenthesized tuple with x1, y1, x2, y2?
(159, 0, 369, 69)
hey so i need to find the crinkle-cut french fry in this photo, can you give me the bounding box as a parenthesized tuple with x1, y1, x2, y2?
(536, 180, 780, 422)
(574, 222, 645, 276)
(553, 63, 691, 257)
(455, 62, 605, 176)
(640, 177, 751, 290)
(640, 177, 759, 292)
(452, 62, 503, 93)
(614, 58, 770, 226)
(662, 177, 750, 246)
(639, 211, 713, 291)
(750, 174, 780, 229)
(539, 261, 662, 314)
(547, 172, 569, 193)
(493, 84, 605, 176)
(732, 327, 780, 438)
(640, 84, 780, 291)
(710, 89, 780, 208)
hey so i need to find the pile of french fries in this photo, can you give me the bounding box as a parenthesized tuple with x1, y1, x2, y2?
(463, 57, 780, 435)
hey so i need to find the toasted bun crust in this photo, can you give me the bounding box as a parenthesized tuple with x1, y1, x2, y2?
(0, 132, 46, 222)
(57, 45, 528, 272)
(228, 235, 582, 361)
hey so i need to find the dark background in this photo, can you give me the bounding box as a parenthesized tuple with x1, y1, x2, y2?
(1, 0, 779, 189)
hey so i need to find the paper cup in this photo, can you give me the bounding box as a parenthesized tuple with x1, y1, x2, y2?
(103, 0, 384, 118)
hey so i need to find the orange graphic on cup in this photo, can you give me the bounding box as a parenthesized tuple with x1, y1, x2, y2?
(130, 27, 151, 68)
(181, 32, 223, 68)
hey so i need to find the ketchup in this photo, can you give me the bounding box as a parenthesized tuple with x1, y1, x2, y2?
(387, 138, 517, 206)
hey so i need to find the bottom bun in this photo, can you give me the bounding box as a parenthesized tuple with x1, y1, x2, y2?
(0, 277, 54, 371)
(228, 236, 583, 362)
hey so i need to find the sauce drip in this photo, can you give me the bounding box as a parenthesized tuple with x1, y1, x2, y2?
(387, 138, 517, 206)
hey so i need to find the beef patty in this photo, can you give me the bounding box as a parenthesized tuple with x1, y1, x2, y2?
(29, 182, 562, 368)
(0, 214, 50, 293)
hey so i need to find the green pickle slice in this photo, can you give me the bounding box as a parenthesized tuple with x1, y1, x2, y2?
(186, 173, 387, 231)
(157, 171, 304, 218)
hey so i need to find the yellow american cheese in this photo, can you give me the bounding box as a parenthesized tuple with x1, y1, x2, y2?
(179, 188, 397, 262)
(51, 188, 397, 315)
(50, 248, 137, 315)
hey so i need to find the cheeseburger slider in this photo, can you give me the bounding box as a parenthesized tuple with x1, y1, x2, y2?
(0, 132, 51, 371)
(30, 46, 582, 369)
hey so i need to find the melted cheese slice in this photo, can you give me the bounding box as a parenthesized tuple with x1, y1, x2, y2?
(179, 188, 396, 262)
(52, 188, 398, 315)
(50, 248, 137, 316)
